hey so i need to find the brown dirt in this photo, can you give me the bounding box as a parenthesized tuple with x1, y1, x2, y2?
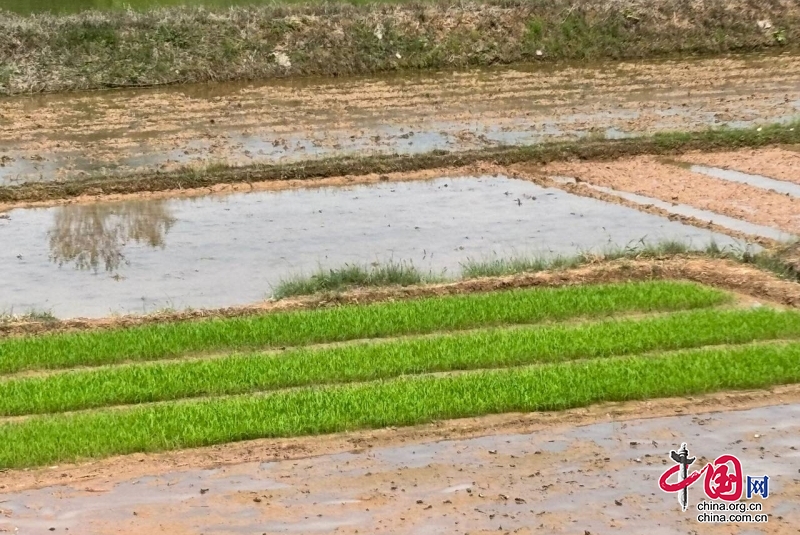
(533, 155, 800, 234)
(2, 383, 798, 494)
(509, 165, 779, 246)
(680, 147, 800, 185)
(2, 256, 799, 337)
(2, 54, 800, 185)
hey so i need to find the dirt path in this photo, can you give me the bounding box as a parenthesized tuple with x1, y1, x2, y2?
(1, 386, 798, 534)
(2, 54, 799, 184)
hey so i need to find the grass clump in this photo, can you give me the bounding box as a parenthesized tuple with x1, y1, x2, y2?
(2, 340, 799, 468)
(273, 261, 432, 299)
(742, 240, 800, 282)
(462, 238, 800, 285)
(0, 280, 727, 374)
(0, 309, 57, 325)
(462, 240, 709, 278)
(2, 307, 798, 416)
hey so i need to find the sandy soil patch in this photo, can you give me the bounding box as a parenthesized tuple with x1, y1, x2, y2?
(532, 156, 800, 234)
(680, 147, 800, 186)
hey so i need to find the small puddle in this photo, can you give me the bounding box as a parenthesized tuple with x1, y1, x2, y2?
(0, 175, 742, 318)
(550, 176, 793, 241)
(688, 165, 800, 198)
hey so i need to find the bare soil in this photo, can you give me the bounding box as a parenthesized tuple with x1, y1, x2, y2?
(0, 386, 798, 535)
(532, 155, 800, 234)
(680, 147, 800, 185)
(511, 165, 781, 246)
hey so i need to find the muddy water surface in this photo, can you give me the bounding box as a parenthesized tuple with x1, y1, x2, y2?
(0, 175, 739, 318)
(3, 54, 800, 184)
(1, 403, 796, 534)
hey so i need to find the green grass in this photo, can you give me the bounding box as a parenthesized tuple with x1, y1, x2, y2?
(461, 240, 700, 278)
(4, 0, 798, 95)
(461, 239, 800, 285)
(278, 241, 709, 296)
(2, 340, 799, 468)
(0, 309, 57, 325)
(2, 308, 798, 416)
(0, 280, 727, 374)
(273, 261, 436, 299)
(4, 0, 396, 16)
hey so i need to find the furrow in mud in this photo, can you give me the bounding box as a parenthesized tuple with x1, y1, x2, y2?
(680, 147, 800, 186)
(2, 54, 800, 185)
(533, 156, 800, 235)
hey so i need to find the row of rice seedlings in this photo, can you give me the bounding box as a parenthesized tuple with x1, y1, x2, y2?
(2, 340, 798, 469)
(2, 308, 798, 417)
(0, 280, 728, 374)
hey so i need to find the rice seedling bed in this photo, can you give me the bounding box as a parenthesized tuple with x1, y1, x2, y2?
(2, 308, 798, 417)
(2, 340, 799, 469)
(1, 279, 797, 470)
(0, 280, 725, 374)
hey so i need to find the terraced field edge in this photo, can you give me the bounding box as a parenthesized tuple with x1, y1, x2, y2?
(1, 0, 797, 95)
(3, 121, 799, 204)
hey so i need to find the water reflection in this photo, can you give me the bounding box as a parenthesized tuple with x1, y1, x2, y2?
(48, 200, 175, 273)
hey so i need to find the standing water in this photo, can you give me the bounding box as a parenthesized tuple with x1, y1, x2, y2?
(0, 175, 741, 318)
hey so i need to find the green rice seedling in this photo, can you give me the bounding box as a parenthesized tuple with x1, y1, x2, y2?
(0, 280, 728, 374)
(1, 340, 798, 468)
(1, 308, 798, 416)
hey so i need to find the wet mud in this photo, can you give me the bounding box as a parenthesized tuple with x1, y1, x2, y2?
(0, 174, 739, 318)
(680, 148, 800, 187)
(535, 156, 800, 236)
(1, 395, 797, 534)
(546, 175, 792, 242)
(688, 165, 800, 198)
(2, 54, 800, 185)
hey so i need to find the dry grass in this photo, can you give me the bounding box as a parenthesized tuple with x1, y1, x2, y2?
(1, 0, 798, 95)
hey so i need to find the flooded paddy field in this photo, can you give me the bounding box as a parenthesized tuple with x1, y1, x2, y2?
(1, 392, 798, 535)
(2, 54, 800, 185)
(0, 172, 742, 318)
(1, 25, 800, 533)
